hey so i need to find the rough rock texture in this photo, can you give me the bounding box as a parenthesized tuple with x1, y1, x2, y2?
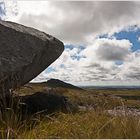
(0, 91, 78, 116)
(0, 20, 64, 93)
(20, 92, 72, 114)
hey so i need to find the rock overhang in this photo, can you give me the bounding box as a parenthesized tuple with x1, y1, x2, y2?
(0, 20, 64, 93)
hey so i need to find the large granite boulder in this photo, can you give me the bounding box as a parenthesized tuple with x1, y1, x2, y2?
(0, 20, 64, 94)
(0, 91, 78, 117)
(20, 92, 72, 115)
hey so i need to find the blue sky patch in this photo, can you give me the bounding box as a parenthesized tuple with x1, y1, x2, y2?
(98, 26, 140, 52)
(65, 44, 85, 51)
(114, 27, 140, 52)
(0, 1, 6, 19)
(115, 60, 123, 65)
(71, 55, 82, 61)
(65, 44, 86, 61)
(45, 67, 56, 73)
(60, 64, 65, 68)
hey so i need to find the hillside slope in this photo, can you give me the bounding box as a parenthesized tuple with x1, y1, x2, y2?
(45, 79, 83, 90)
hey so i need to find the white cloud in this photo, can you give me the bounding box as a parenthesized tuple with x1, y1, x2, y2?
(8, 1, 140, 44)
(0, 1, 6, 20)
(88, 38, 132, 61)
(138, 36, 140, 42)
(118, 50, 140, 81)
(33, 38, 137, 85)
(0, 0, 18, 20)
(5, 1, 140, 85)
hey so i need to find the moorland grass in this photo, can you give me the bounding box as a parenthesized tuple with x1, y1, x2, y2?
(0, 85, 140, 138)
(1, 110, 139, 139)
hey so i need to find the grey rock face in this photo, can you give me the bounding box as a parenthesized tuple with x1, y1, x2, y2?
(0, 20, 64, 93)
(20, 92, 70, 114)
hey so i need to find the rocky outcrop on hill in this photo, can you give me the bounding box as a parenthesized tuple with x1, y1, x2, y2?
(0, 20, 64, 94)
(45, 79, 83, 90)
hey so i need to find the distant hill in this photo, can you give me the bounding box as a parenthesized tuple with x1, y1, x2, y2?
(45, 79, 83, 90)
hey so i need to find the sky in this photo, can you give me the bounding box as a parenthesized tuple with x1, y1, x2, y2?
(0, 1, 140, 86)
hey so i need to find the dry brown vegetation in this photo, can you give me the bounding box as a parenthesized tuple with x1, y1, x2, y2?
(0, 83, 140, 138)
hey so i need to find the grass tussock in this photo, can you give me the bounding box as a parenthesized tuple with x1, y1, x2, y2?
(0, 84, 140, 138)
(1, 111, 139, 139)
(37, 112, 140, 139)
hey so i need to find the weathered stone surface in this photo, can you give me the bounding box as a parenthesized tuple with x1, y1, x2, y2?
(0, 20, 64, 93)
(0, 91, 78, 116)
(20, 92, 70, 114)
